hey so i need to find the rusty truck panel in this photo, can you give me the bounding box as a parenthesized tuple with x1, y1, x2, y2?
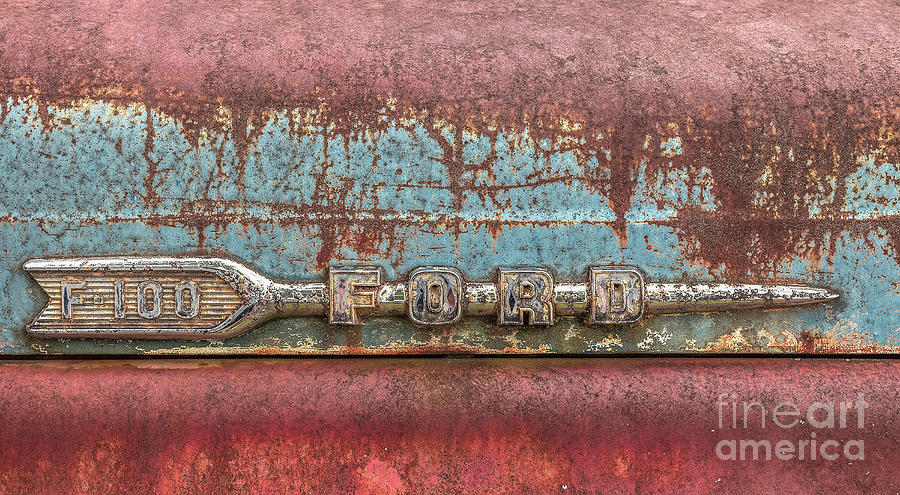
(0, 0, 898, 354)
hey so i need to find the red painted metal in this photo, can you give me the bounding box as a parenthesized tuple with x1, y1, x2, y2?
(0, 358, 897, 493)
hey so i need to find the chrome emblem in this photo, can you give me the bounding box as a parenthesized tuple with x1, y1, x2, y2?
(23, 257, 839, 339)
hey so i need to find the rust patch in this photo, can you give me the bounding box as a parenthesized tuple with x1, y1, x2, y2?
(0, 0, 898, 304)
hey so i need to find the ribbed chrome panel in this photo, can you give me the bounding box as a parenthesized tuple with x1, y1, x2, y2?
(31, 273, 243, 331)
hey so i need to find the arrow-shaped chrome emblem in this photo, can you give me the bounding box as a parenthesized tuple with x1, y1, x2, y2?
(23, 257, 838, 339)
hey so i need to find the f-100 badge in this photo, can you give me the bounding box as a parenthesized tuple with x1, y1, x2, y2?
(23, 257, 839, 339)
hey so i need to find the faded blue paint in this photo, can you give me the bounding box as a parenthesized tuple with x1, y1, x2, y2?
(627, 158, 717, 221)
(843, 154, 900, 217)
(0, 97, 898, 354)
(660, 136, 682, 157)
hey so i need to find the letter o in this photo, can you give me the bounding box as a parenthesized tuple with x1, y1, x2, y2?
(408, 267, 463, 325)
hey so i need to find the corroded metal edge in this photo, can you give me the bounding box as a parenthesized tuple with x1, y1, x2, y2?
(0, 358, 897, 493)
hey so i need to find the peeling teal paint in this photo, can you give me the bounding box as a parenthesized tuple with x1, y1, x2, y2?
(844, 154, 900, 217)
(0, 96, 897, 354)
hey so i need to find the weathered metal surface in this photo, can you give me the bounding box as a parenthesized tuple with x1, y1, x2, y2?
(24, 256, 837, 338)
(0, 0, 899, 354)
(0, 358, 897, 492)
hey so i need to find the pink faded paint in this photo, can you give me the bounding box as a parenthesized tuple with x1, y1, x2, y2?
(1, 0, 898, 120)
(0, 358, 897, 493)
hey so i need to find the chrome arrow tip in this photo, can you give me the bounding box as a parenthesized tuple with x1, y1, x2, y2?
(645, 282, 840, 314)
(791, 285, 840, 304)
(820, 287, 840, 302)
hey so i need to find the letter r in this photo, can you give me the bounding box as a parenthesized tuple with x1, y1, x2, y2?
(498, 268, 554, 325)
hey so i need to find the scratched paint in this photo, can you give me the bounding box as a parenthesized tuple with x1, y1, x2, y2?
(1, 0, 898, 354)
